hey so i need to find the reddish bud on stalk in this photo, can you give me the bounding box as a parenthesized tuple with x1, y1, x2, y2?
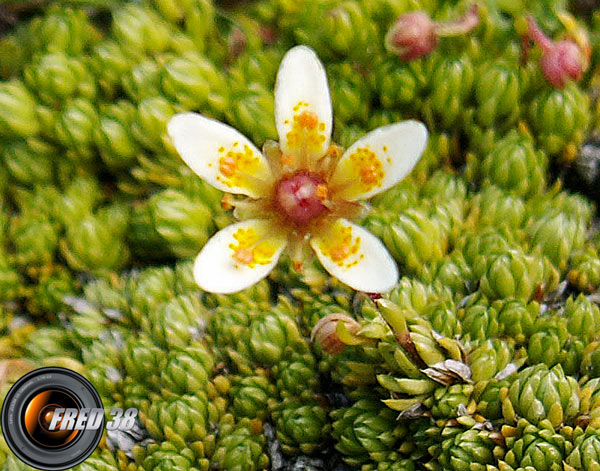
(526, 15, 588, 88)
(311, 314, 361, 354)
(385, 12, 437, 61)
(385, 5, 479, 61)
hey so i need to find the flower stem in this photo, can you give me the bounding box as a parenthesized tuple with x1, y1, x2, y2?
(435, 4, 480, 37)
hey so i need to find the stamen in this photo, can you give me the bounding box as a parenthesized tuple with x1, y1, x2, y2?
(316, 144, 344, 179)
(316, 184, 328, 200)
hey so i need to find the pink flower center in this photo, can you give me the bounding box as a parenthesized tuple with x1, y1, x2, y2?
(275, 171, 329, 226)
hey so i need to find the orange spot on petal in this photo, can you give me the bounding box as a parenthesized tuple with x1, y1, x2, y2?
(219, 155, 237, 177)
(233, 248, 254, 265)
(298, 111, 318, 130)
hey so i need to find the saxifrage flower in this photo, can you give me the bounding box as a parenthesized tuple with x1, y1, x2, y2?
(167, 45, 428, 294)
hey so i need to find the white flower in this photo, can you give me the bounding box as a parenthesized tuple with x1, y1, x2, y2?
(167, 45, 428, 294)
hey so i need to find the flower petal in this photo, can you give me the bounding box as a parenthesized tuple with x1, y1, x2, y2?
(194, 219, 287, 294)
(274, 45, 332, 161)
(168, 112, 272, 198)
(310, 219, 398, 293)
(330, 120, 428, 201)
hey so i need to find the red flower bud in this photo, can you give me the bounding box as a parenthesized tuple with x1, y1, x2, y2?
(385, 5, 479, 61)
(310, 313, 360, 354)
(385, 12, 437, 61)
(526, 16, 587, 88)
(540, 40, 584, 88)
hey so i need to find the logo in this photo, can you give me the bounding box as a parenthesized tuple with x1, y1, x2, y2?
(1, 367, 138, 471)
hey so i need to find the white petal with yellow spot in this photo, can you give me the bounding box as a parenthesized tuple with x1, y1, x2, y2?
(310, 219, 398, 293)
(168, 113, 272, 198)
(330, 120, 428, 201)
(193, 219, 288, 294)
(274, 45, 332, 160)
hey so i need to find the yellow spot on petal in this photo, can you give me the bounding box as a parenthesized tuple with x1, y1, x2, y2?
(383, 145, 388, 152)
(229, 227, 278, 269)
(347, 147, 385, 193)
(285, 108, 327, 155)
(218, 146, 225, 153)
(252, 242, 278, 265)
(216, 144, 264, 190)
(318, 224, 362, 269)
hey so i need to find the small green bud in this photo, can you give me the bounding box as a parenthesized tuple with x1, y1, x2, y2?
(90, 40, 136, 98)
(239, 308, 303, 365)
(122, 335, 166, 390)
(149, 188, 215, 259)
(225, 83, 277, 146)
(328, 62, 372, 124)
(506, 364, 580, 428)
(9, 212, 58, 267)
(129, 267, 177, 326)
(230, 375, 275, 420)
(132, 96, 180, 153)
(481, 131, 547, 199)
(472, 186, 526, 229)
(528, 83, 590, 162)
(112, 4, 172, 55)
(474, 249, 544, 301)
(122, 58, 163, 102)
(23, 53, 97, 106)
(161, 52, 228, 113)
(568, 247, 600, 293)
(566, 431, 600, 471)
(54, 98, 99, 161)
(26, 7, 101, 56)
(95, 100, 141, 171)
(527, 214, 586, 272)
(0, 80, 40, 138)
(273, 397, 330, 455)
(160, 345, 214, 395)
(144, 294, 203, 349)
(60, 205, 130, 275)
(503, 419, 572, 471)
(474, 61, 521, 127)
(2, 139, 56, 187)
(470, 339, 513, 383)
(212, 418, 268, 471)
(332, 399, 406, 466)
(427, 56, 475, 128)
